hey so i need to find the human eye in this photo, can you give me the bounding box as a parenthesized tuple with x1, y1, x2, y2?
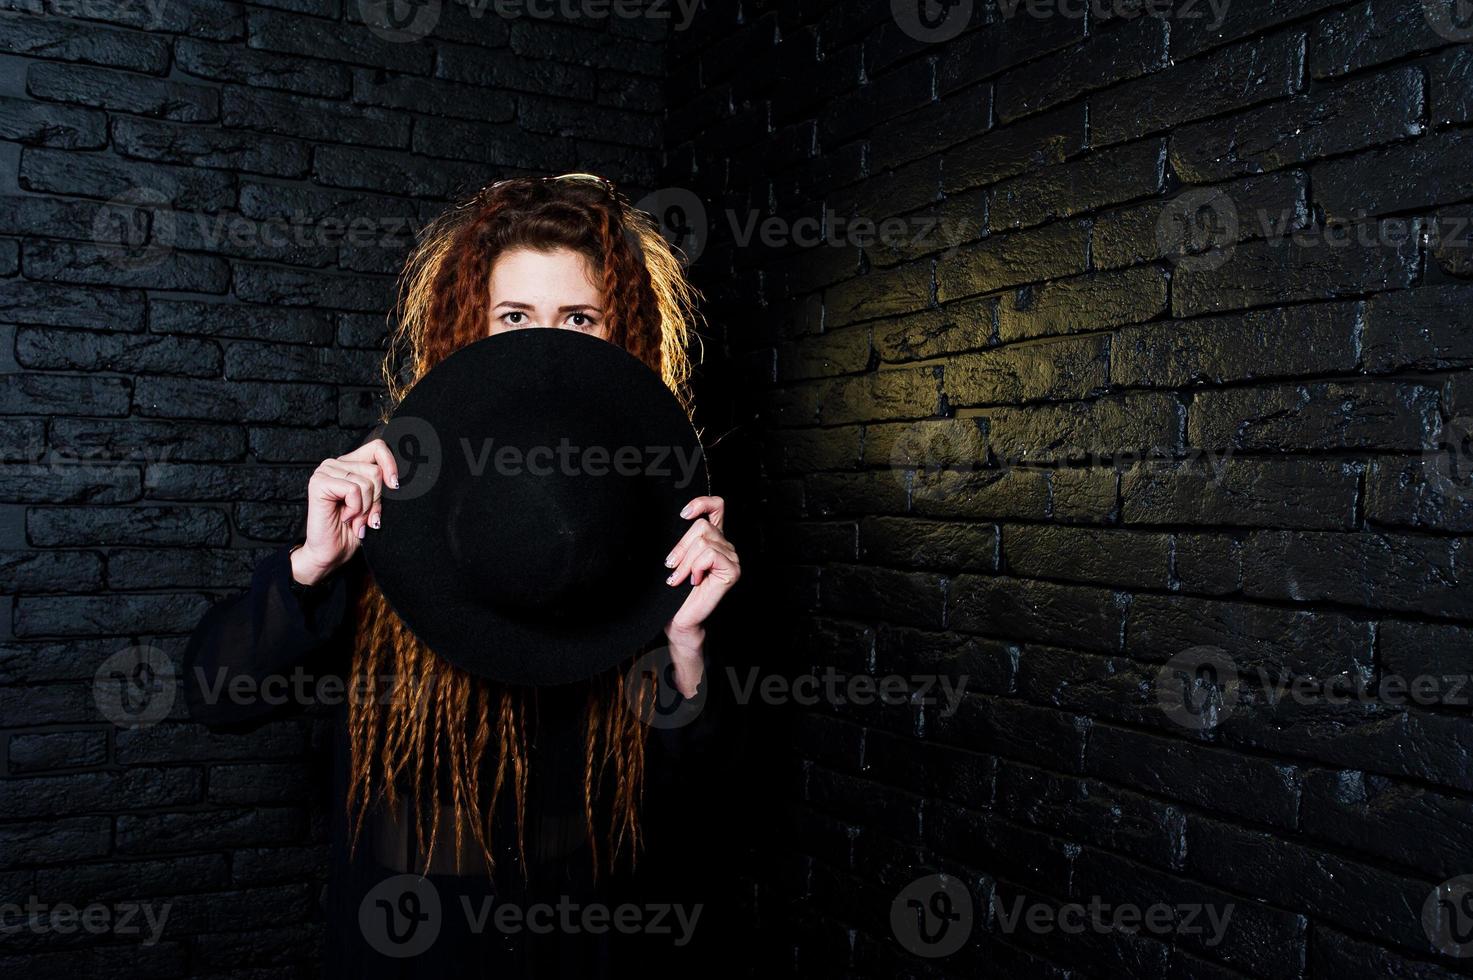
(566, 312, 600, 330)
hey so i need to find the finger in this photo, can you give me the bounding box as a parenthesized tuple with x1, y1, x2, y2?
(663, 517, 714, 571)
(344, 437, 401, 491)
(693, 542, 738, 584)
(678, 495, 724, 529)
(687, 544, 736, 587)
(668, 536, 735, 588)
(314, 475, 366, 522)
(323, 465, 376, 532)
(323, 460, 383, 530)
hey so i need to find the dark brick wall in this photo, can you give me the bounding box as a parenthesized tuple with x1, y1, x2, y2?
(0, 3, 666, 976)
(7, 0, 1473, 976)
(661, 1, 1473, 976)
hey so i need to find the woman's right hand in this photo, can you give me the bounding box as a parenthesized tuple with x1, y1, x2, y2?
(290, 438, 400, 588)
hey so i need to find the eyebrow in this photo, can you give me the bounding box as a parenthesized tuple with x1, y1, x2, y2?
(493, 301, 603, 313)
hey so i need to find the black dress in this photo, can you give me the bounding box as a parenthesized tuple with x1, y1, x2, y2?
(181, 544, 722, 978)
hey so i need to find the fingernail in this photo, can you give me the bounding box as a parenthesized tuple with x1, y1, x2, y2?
(663, 554, 676, 568)
(666, 573, 677, 585)
(679, 505, 693, 518)
(370, 515, 380, 529)
(390, 477, 400, 489)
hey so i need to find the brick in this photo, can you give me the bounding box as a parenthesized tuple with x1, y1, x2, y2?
(112, 117, 310, 177)
(911, 465, 1051, 521)
(1187, 382, 1440, 451)
(1091, 31, 1305, 146)
(1128, 592, 1372, 677)
(942, 103, 1087, 194)
(1171, 221, 1419, 317)
(1004, 525, 1170, 590)
(1313, 128, 1473, 221)
(1311, 0, 1463, 77)
(949, 574, 1125, 653)
(874, 295, 995, 361)
(19, 148, 237, 213)
(222, 87, 411, 149)
(176, 38, 350, 97)
(979, 392, 1182, 465)
(998, 265, 1168, 343)
(0, 12, 172, 72)
(0, 279, 145, 331)
(819, 564, 946, 629)
(0, 373, 130, 416)
(144, 463, 307, 502)
(1242, 531, 1473, 617)
(823, 262, 932, 328)
(1172, 67, 1424, 182)
(858, 516, 997, 572)
(1087, 723, 1301, 828)
(7, 730, 108, 773)
(149, 300, 333, 344)
(996, 16, 1167, 123)
(0, 817, 110, 869)
(231, 264, 393, 313)
(1094, 170, 1308, 271)
(1431, 43, 1473, 126)
(989, 138, 1165, 231)
(312, 144, 489, 198)
(246, 9, 429, 73)
(0, 94, 106, 148)
(1122, 458, 1360, 530)
(943, 333, 1108, 407)
(1364, 284, 1473, 371)
(27, 62, 219, 122)
(1113, 301, 1361, 387)
(1365, 457, 1473, 533)
(16, 327, 221, 377)
(14, 592, 214, 636)
(937, 219, 1090, 302)
(1183, 815, 1435, 951)
(0, 549, 105, 591)
(135, 378, 334, 424)
(23, 240, 231, 293)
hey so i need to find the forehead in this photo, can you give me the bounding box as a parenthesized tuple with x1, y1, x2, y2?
(488, 248, 603, 300)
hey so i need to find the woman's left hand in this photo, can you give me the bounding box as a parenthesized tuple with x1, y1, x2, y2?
(662, 495, 740, 683)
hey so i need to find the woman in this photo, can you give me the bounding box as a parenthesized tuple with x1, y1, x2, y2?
(182, 174, 739, 977)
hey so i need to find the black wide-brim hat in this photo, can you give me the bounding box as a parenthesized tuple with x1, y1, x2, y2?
(360, 328, 708, 686)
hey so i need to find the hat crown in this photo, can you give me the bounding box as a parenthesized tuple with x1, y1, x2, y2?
(444, 458, 636, 617)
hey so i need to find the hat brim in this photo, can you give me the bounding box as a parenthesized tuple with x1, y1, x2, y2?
(359, 328, 708, 687)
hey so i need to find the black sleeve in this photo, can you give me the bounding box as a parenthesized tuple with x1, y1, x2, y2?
(181, 544, 356, 730)
(646, 631, 728, 778)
